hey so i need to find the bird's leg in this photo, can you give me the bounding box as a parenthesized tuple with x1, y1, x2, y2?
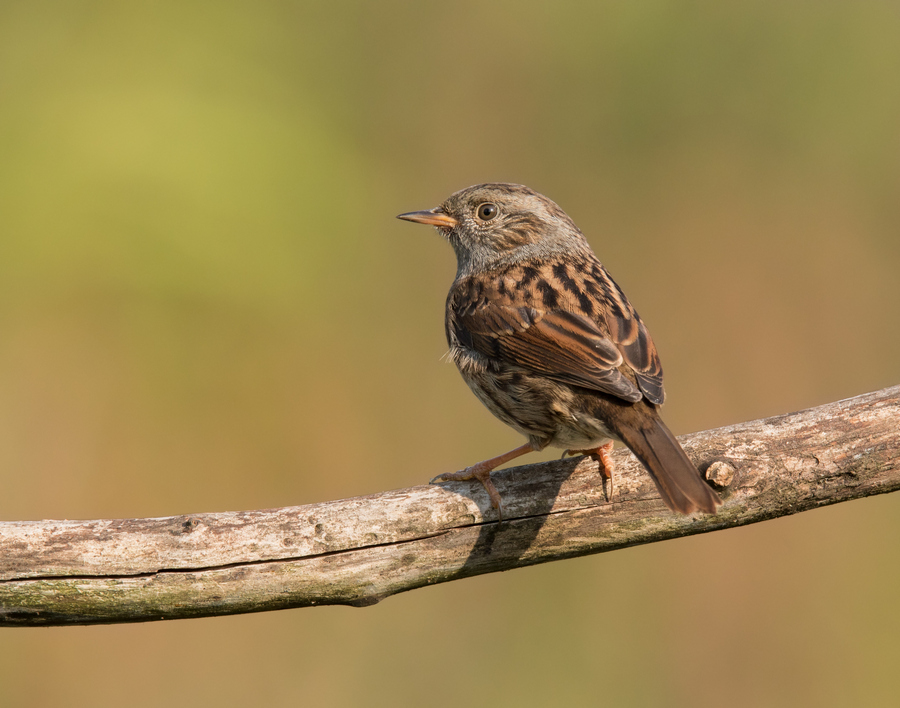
(564, 441, 615, 502)
(431, 442, 536, 518)
(593, 441, 615, 501)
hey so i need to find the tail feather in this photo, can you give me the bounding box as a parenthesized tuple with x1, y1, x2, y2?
(613, 412, 721, 514)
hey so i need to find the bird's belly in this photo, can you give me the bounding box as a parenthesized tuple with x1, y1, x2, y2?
(453, 349, 616, 451)
(547, 422, 615, 451)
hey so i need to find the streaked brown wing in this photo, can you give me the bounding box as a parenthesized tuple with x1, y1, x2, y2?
(455, 301, 644, 403)
(602, 279, 665, 405)
(449, 259, 667, 405)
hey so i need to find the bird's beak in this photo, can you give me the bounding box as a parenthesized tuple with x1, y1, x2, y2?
(396, 208, 458, 229)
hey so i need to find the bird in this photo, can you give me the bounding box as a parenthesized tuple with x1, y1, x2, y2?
(397, 183, 721, 516)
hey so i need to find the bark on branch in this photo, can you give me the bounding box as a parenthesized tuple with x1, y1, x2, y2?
(2, 386, 898, 627)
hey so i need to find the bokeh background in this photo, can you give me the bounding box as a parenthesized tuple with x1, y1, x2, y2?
(2, 1, 899, 706)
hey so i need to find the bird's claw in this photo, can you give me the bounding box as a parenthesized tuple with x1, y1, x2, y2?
(430, 465, 503, 521)
(561, 443, 615, 503)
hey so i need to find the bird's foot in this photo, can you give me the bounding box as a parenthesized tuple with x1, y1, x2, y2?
(430, 442, 537, 521)
(431, 461, 503, 517)
(563, 442, 615, 502)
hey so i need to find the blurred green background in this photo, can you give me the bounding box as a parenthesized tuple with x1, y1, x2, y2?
(1, 1, 899, 706)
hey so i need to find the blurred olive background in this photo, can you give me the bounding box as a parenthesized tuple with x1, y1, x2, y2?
(1, 1, 899, 706)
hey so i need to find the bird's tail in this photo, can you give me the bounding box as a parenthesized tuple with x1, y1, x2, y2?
(612, 413, 721, 514)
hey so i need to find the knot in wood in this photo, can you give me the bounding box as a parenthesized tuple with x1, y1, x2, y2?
(705, 460, 736, 488)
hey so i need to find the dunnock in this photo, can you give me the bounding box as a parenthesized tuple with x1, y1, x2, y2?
(398, 183, 721, 516)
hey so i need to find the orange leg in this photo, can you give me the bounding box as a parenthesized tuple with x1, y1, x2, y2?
(431, 442, 536, 519)
(564, 441, 615, 502)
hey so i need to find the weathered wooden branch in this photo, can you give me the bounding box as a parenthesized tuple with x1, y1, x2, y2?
(1, 386, 898, 627)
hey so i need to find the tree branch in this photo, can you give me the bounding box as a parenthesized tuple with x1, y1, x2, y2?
(2, 386, 898, 627)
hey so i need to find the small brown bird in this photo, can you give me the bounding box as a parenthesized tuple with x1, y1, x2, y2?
(397, 183, 721, 516)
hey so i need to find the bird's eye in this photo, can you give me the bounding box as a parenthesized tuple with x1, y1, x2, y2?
(476, 203, 499, 221)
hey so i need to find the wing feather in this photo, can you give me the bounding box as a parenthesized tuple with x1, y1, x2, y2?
(447, 262, 666, 406)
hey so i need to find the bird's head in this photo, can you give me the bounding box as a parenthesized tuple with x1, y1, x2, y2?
(398, 183, 591, 277)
